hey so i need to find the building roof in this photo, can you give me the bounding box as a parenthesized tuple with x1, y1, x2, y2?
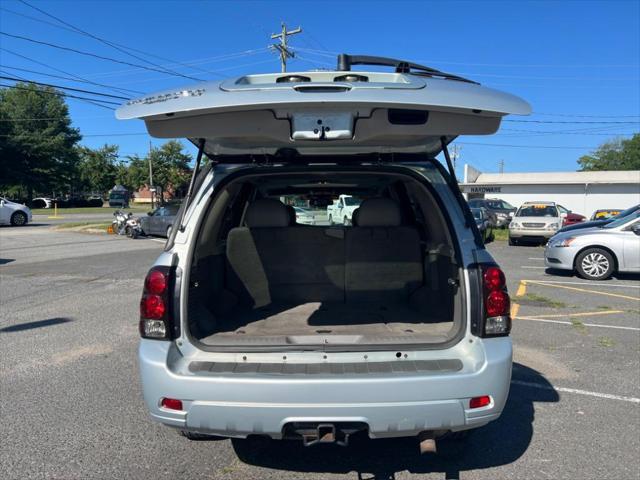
(465, 170, 640, 185)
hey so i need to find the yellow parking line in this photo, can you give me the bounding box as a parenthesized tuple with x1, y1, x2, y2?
(521, 310, 624, 319)
(510, 280, 526, 318)
(525, 280, 639, 301)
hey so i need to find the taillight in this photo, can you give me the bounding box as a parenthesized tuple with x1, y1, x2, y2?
(469, 395, 491, 409)
(140, 266, 174, 340)
(481, 265, 511, 337)
(160, 397, 183, 410)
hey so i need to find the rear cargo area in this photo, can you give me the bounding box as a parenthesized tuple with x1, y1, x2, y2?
(187, 168, 463, 348)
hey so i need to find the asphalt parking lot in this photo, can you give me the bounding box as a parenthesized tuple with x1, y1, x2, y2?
(1, 222, 638, 480)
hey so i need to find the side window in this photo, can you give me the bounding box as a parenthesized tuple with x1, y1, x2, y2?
(155, 208, 164, 216)
(557, 205, 568, 214)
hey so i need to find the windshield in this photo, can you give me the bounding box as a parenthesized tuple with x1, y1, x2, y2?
(487, 200, 514, 210)
(343, 196, 360, 206)
(613, 204, 639, 219)
(110, 193, 125, 199)
(603, 211, 640, 229)
(516, 205, 558, 217)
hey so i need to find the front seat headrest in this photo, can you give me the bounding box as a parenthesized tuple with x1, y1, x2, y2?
(245, 199, 290, 228)
(355, 198, 402, 227)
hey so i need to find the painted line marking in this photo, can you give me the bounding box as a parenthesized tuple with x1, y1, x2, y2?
(511, 380, 640, 404)
(521, 266, 546, 269)
(524, 280, 640, 301)
(148, 239, 167, 244)
(535, 279, 640, 289)
(515, 316, 640, 331)
(523, 310, 625, 319)
(511, 280, 526, 318)
(528, 257, 544, 260)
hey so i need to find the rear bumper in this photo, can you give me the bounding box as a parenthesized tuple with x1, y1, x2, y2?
(509, 228, 556, 240)
(138, 338, 513, 439)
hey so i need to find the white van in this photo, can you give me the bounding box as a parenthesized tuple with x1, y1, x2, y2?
(117, 54, 530, 452)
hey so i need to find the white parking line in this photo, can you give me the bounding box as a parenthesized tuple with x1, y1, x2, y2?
(511, 380, 640, 404)
(528, 257, 544, 260)
(534, 279, 640, 289)
(516, 316, 640, 331)
(148, 239, 167, 244)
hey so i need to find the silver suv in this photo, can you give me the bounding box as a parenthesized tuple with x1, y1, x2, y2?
(117, 54, 530, 452)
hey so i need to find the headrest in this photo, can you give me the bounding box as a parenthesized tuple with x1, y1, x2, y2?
(245, 199, 290, 228)
(355, 198, 402, 227)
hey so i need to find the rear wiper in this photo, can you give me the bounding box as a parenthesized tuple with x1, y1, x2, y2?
(336, 54, 479, 85)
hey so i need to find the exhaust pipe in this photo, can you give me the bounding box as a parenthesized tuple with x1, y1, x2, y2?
(418, 431, 437, 454)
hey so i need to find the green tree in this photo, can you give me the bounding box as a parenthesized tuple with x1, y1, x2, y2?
(126, 140, 192, 197)
(76, 144, 119, 194)
(0, 82, 81, 199)
(578, 134, 640, 171)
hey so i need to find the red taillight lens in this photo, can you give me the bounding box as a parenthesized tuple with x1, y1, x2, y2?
(140, 266, 174, 340)
(483, 266, 505, 290)
(486, 289, 510, 317)
(145, 269, 167, 295)
(469, 395, 491, 409)
(161, 398, 183, 410)
(480, 265, 511, 337)
(140, 294, 165, 319)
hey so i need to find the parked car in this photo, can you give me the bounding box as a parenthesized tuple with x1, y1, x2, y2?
(555, 204, 585, 227)
(508, 201, 562, 245)
(471, 207, 494, 243)
(327, 194, 361, 225)
(31, 197, 53, 209)
(292, 206, 316, 225)
(467, 198, 516, 228)
(139, 205, 179, 237)
(0, 197, 32, 226)
(558, 204, 640, 234)
(117, 54, 530, 449)
(590, 209, 622, 220)
(546, 212, 640, 280)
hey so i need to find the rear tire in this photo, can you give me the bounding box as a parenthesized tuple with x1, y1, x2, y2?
(343, 215, 350, 226)
(10, 211, 27, 226)
(576, 248, 614, 280)
(328, 214, 333, 225)
(508, 236, 518, 246)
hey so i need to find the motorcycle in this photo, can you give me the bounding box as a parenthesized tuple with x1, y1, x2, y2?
(112, 210, 142, 238)
(112, 210, 128, 235)
(124, 212, 143, 239)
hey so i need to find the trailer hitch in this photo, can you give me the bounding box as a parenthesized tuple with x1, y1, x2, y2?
(284, 422, 367, 447)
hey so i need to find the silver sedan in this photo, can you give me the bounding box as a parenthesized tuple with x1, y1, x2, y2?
(545, 212, 640, 280)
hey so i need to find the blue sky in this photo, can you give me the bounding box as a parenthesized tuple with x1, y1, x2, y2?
(1, 0, 638, 175)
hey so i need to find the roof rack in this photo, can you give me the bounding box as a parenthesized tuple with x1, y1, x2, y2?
(336, 54, 479, 85)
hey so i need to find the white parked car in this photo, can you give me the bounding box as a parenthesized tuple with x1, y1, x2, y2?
(32, 197, 54, 209)
(117, 53, 531, 451)
(545, 212, 640, 280)
(327, 194, 360, 225)
(0, 197, 32, 226)
(509, 201, 562, 245)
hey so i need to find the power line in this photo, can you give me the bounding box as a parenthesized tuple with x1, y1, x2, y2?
(500, 128, 637, 136)
(0, 84, 118, 108)
(0, 75, 129, 100)
(531, 112, 640, 118)
(2, 3, 242, 79)
(504, 119, 640, 124)
(0, 31, 204, 81)
(454, 141, 597, 149)
(15, 0, 215, 80)
(1, 47, 143, 96)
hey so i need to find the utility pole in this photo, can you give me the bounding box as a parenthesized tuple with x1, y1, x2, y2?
(450, 144, 461, 171)
(148, 141, 154, 209)
(498, 159, 505, 174)
(270, 22, 302, 72)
